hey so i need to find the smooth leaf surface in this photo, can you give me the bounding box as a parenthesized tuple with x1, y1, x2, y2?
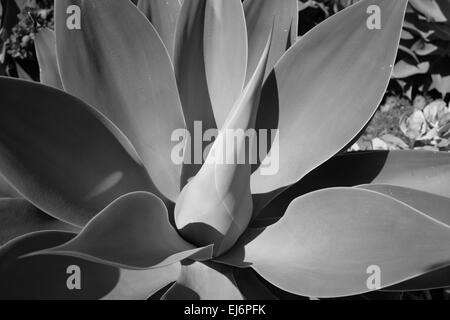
(137, 0, 181, 57)
(0, 231, 119, 299)
(0, 77, 154, 227)
(162, 261, 243, 300)
(251, 0, 408, 194)
(244, 0, 298, 83)
(383, 265, 450, 292)
(101, 263, 181, 300)
(220, 188, 450, 298)
(203, 0, 247, 128)
(359, 184, 450, 227)
(174, 0, 217, 183)
(0, 198, 78, 246)
(0, 231, 178, 300)
(175, 32, 271, 256)
(253, 150, 450, 223)
(34, 28, 63, 90)
(56, 0, 185, 201)
(37, 192, 213, 269)
(233, 268, 278, 300)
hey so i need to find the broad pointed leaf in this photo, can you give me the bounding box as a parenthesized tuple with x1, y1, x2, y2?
(162, 261, 243, 300)
(55, 0, 185, 202)
(0, 231, 178, 300)
(34, 28, 63, 90)
(0, 198, 78, 246)
(359, 184, 450, 227)
(253, 150, 450, 223)
(219, 188, 450, 298)
(175, 32, 271, 256)
(251, 0, 408, 194)
(244, 0, 298, 83)
(36, 192, 213, 269)
(101, 264, 181, 300)
(0, 77, 154, 227)
(137, 0, 181, 58)
(203, 0, 247, 128)
(174, 0, 217, 183)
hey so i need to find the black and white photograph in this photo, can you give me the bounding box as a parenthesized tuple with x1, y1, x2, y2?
(0, 0, 450, 308)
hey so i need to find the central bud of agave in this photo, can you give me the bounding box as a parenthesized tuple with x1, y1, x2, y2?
(174, 144, 254, 257)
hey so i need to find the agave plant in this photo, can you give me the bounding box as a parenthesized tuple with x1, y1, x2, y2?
(0, 0, 450, 300)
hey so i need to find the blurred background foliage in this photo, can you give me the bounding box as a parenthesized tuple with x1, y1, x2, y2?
(1, 0, 450, 153)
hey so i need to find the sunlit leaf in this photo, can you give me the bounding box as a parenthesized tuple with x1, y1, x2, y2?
(219, 188, 450, 298)
(175, 31, 271, 257)
(55, 0, 185, 202)
(0, 174, 20, 198)
(251, 0, 408, 194)
(358, 184, 450, 227)
(0, 77, 155, 227)
(0, 198, 78, 246)
(162, 261, 243, 300)
(244, 0, 298, 83)
(252, 151, 450, 223)
(392, 60, 430, 78)
(36, 192, 213, 269)
(137, 0, 181, 57)
(409, 0, 447, 22)
(203, 0, 247, 128)
(101, 264, 181, 300)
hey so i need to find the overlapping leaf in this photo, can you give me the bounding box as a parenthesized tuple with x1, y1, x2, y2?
(137, 0, 181, 58)
(55, 0, 185, 201)
(203, 0, 247, 128)
(219, 188, 450, 298)
(253, 150, 450, 222)
(0, 77, 154, 227)
(251, 0, 408, 194)
(175, 32, 271, 256)
(0, 198, 78, 246)
(36, 192, 213, 269)
(162, 261, 243, 300)
(244, 0, 298, 83)
(0, 231, 179, 299)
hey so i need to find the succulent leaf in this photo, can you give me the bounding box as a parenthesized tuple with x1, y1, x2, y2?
(244, 0, 298, 83)
(203, 0, 248, 128)
(0, 198, 78, 246)
(0, 231, 179, 300)
(358, 184, 450, 227)
(55, 0, 185, 202)
(137, 0, 181, 58)
(174, 0, 217, 184)
(0, 77, 154, 227)
(251, 0, 409, 194)
(34, 28, 64, 90)
(34, 192, 213, 269)
(174, 31, 272, 257)
(254, 150, 450, 222)
(219, 188, 450, 298)
(162, 261, 243, 300)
